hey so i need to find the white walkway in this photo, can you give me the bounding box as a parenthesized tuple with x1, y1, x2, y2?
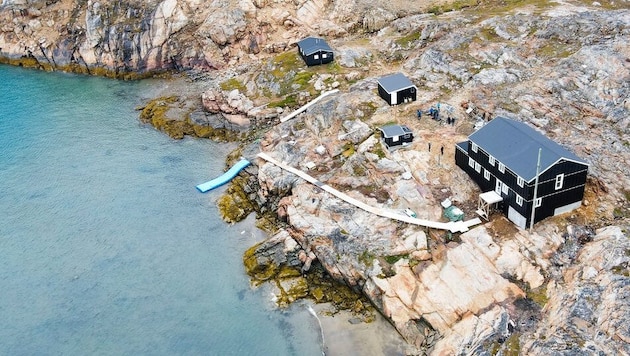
(257, 152, 481, 233)
(280, 89, 340, 123)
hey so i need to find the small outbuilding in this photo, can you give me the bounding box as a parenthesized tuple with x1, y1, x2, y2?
(377, 73, 417, 106)
(378, 124, 414, 149)
(296, 37, 334, 66)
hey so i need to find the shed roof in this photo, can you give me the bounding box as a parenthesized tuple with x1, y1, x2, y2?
(377, 73, 416, 93)
(297, 37, 333, 56)
(379, 124, 412, 138)
(468, 117, 588, 181)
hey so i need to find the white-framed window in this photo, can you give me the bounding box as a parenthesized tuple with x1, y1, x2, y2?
(489, 155, 495, 166)
(501, 182, 509, 195)
(517, 176, 524, 187)
(484, 168, 490, 180)
(475, 162, 481, 173)
(468, 157, 475, 168)
(535, 198, 542, 208)
(498, 162, 505, 173)
(322, 53, 327, 58)
(392, 135, 399, 142)
(471, 143, 478, 153)
(516, 195, 523, 206)
(314, 54, 319, 60)
(555, 174, 564, 190)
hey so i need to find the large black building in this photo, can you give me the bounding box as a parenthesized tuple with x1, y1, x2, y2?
(455, 117, 589, 229)
(377, 73, 417, 106)
(296, 37, 334, 66)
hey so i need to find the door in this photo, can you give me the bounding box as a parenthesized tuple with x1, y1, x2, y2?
(495, 179, 502, 195)
(508, 206, 527, 229)
(391, 91, 397, 105)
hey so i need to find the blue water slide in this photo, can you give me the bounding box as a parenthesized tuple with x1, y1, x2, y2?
(196, 159, 251, 193)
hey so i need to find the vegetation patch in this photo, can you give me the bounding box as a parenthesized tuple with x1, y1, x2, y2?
(244, 248, 375, 319)
(612, 262, 629, 277)
(217, 175, 257, 223)
(357, 102, 378, 119)
(219, 77, 247, 92)
(268, 93, 299, 108)
(427, 0, 478, 15)
(271, 51, 303, 77)
(352, 163, 367, 176)
(535, 42, 576, 59)
(341, 142, 356, 158)
(384, 254, 408, 264)
(395, 30, 422, 48)
(369, 144, 387, 159)
(359, 250, 376, 268)
(526, 284, 548, 307)
(356, 184, 390, 203)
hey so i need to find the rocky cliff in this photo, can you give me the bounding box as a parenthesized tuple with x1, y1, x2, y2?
(3, 0, 629, 354)
(0, 0, 430, 76)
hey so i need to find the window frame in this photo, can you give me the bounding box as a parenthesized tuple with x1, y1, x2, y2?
(489, 155, 495, 166)
(484, 168, 490, 181)
(517, 176, 524, 187)
(468, 157, 475, 168)
(535, 197, 542, 208)
(555, 173, 564, 190)
(471, 142, 478, 153)
(475, 162, 481, 173)
(516, 195, 523, 206)
(498, 162, 505, 173)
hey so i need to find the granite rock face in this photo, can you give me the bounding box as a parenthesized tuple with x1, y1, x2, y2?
(521, 226, 630, 355)
(0, 0, 433, 75)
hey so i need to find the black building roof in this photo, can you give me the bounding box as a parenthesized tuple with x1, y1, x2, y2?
(379, 124, 412, 138)
(297, 37, 333, 56)
(468, 117, 588, 181)
(377, 73, 416, 93)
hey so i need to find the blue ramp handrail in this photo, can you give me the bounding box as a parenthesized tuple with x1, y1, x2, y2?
(196, 159, 251, 193)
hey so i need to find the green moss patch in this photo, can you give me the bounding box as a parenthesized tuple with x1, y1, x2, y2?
(217, 175, 257, 223)
(536, 42, 576, 59)
(244, 246, 375, 318)
(526, 284, 548, 307)
(219, 77, 247, 92)
(395, 30, 422, 48)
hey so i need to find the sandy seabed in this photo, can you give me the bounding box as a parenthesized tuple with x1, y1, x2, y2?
(312, 303, 411, 356)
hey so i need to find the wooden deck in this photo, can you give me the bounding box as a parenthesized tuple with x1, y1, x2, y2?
(257, 152, 481, 233)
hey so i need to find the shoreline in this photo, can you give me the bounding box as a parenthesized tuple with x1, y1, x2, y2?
(236, 215, 410, 355)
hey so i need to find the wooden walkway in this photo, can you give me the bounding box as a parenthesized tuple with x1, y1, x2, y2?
(257, 152, 481, 233)
(280, 89, 340, 123)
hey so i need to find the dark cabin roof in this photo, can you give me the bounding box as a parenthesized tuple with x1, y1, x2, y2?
(379, 124, 413, 138)
(468, 117, 588, 182)
(377, 73, 416, 93)
(297, 37, 333, 56)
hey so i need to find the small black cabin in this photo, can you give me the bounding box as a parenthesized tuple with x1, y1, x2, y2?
(379, 124, 414, 149)
(296, 37, 334, 66)
(455, 117, 589, 229)
(377, 73, 417, 106)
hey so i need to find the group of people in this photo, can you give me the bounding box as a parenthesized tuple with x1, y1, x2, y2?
(416, 107, 457, 126)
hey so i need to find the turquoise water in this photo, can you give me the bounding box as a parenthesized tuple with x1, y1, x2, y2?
(0, 65, 322, 355)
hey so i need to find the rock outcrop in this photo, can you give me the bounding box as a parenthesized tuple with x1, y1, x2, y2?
(0, 0, 435, 76)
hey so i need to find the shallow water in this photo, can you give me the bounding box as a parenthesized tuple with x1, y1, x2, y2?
(0, 65, 322, 355)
